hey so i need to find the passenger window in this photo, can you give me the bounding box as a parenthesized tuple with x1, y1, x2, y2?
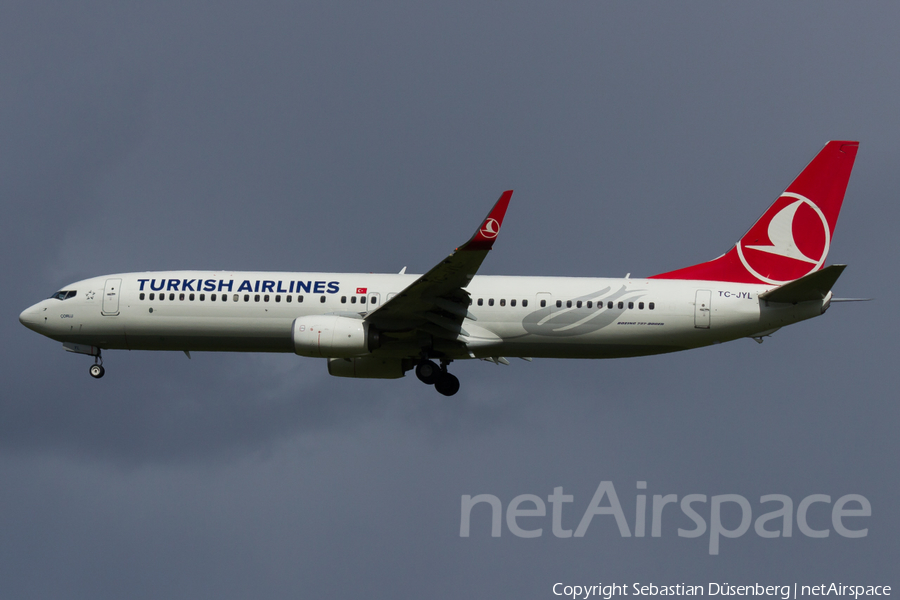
(649, 302, 655, 310)
(522, 299, 528, 307)
(190, 294, 195, 301)
(361, 296, 366, 304)
(298, 295, 304, 303)
(510, 299, 516, 307)
(628, 301, 634, 309)
(234, 294, 239, 302)
(370, 296, 377, 305)
(320, 296, 326, 303)
(264, 295, 269, 302)
(149, 293, 155, 300)
(286, 295, 292, 303)
(639, 302, 644, 309)
(254, 294, 260, 302)
(617, 301, 623, 309)
(180, 293, 185, 301)
(556, 300, 562, 308)
(350, 296, 356, 304)
(140, 293, 145, 300)
(244, 294, 249, 302)
(341, 296, 347, 304)
(500, 299, 506, 307)
(488, 299, 494, 307)
(576, 301, 582, 308)
(478, 299, 483, 306)
(540, 300, 546, 308)
(566, 300, 572, 308)
(275, 295, 281, 303)
(170, 293, 175, 301)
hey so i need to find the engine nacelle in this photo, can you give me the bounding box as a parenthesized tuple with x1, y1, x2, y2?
(292, 315, 379, 358)
(327, 356, 406, 379)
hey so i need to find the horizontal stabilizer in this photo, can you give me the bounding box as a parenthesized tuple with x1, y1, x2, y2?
(759, 264, 846, 303)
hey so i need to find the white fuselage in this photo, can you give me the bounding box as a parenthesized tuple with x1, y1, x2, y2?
(19, 270, 829, 360)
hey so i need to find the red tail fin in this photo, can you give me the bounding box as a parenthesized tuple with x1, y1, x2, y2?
(651, 141, 859, 284)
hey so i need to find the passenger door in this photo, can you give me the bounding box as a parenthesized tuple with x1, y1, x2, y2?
(694, 289, 711, 329)
(102, 278, 122, 316)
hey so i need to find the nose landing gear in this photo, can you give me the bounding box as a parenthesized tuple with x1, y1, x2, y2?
(89, 352, 105, 379)
(416, 358, 459, 396)
(62, 343, 105, 379)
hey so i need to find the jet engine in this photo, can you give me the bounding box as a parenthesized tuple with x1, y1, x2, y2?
(292, 315, 380, 358)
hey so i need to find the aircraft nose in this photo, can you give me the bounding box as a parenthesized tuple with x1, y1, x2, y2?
(19, 303, 43, 332)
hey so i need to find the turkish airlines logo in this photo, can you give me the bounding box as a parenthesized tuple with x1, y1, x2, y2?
(736, 193, 830, 284)
(479, 218, 500, 239)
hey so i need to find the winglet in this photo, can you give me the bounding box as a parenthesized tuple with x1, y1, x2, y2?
(458, 190, 513, 252)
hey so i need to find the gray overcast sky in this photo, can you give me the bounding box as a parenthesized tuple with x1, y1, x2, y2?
(2, 2, 898, 598)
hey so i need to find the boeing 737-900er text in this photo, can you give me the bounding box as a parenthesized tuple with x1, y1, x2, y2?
(20, 141, 859, 396)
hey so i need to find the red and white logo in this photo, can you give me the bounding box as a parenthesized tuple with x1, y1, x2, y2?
(479, 218, 500, 239)
(736, 193, 830, 284)
(356, 287, 367, 294)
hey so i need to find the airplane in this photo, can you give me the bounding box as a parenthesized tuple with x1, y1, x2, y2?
(20, 141, 859, 396)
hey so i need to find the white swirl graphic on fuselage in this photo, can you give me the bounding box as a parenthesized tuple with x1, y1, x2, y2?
(736, 192, 830, 285)
(520, 286, 646, 337)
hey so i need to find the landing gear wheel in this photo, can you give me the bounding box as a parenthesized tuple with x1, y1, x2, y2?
(434, 372, 460, 396)
(89, 364, 105, 379)
(416, 360, 440, 385)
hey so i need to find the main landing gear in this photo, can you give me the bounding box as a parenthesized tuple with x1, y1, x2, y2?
(89, 351, 105, 379)
(415, 359, 460, 396)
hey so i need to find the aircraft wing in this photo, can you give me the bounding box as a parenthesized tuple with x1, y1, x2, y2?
(365, 191, 512, 341)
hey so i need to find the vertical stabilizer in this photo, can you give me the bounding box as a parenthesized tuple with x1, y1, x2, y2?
(651, 141, 858, 284)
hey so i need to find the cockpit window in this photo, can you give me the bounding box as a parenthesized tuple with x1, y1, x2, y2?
(49, 290, 77, 300)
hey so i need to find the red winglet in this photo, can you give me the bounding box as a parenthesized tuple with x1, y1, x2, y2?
(459, 190, 513, 252)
